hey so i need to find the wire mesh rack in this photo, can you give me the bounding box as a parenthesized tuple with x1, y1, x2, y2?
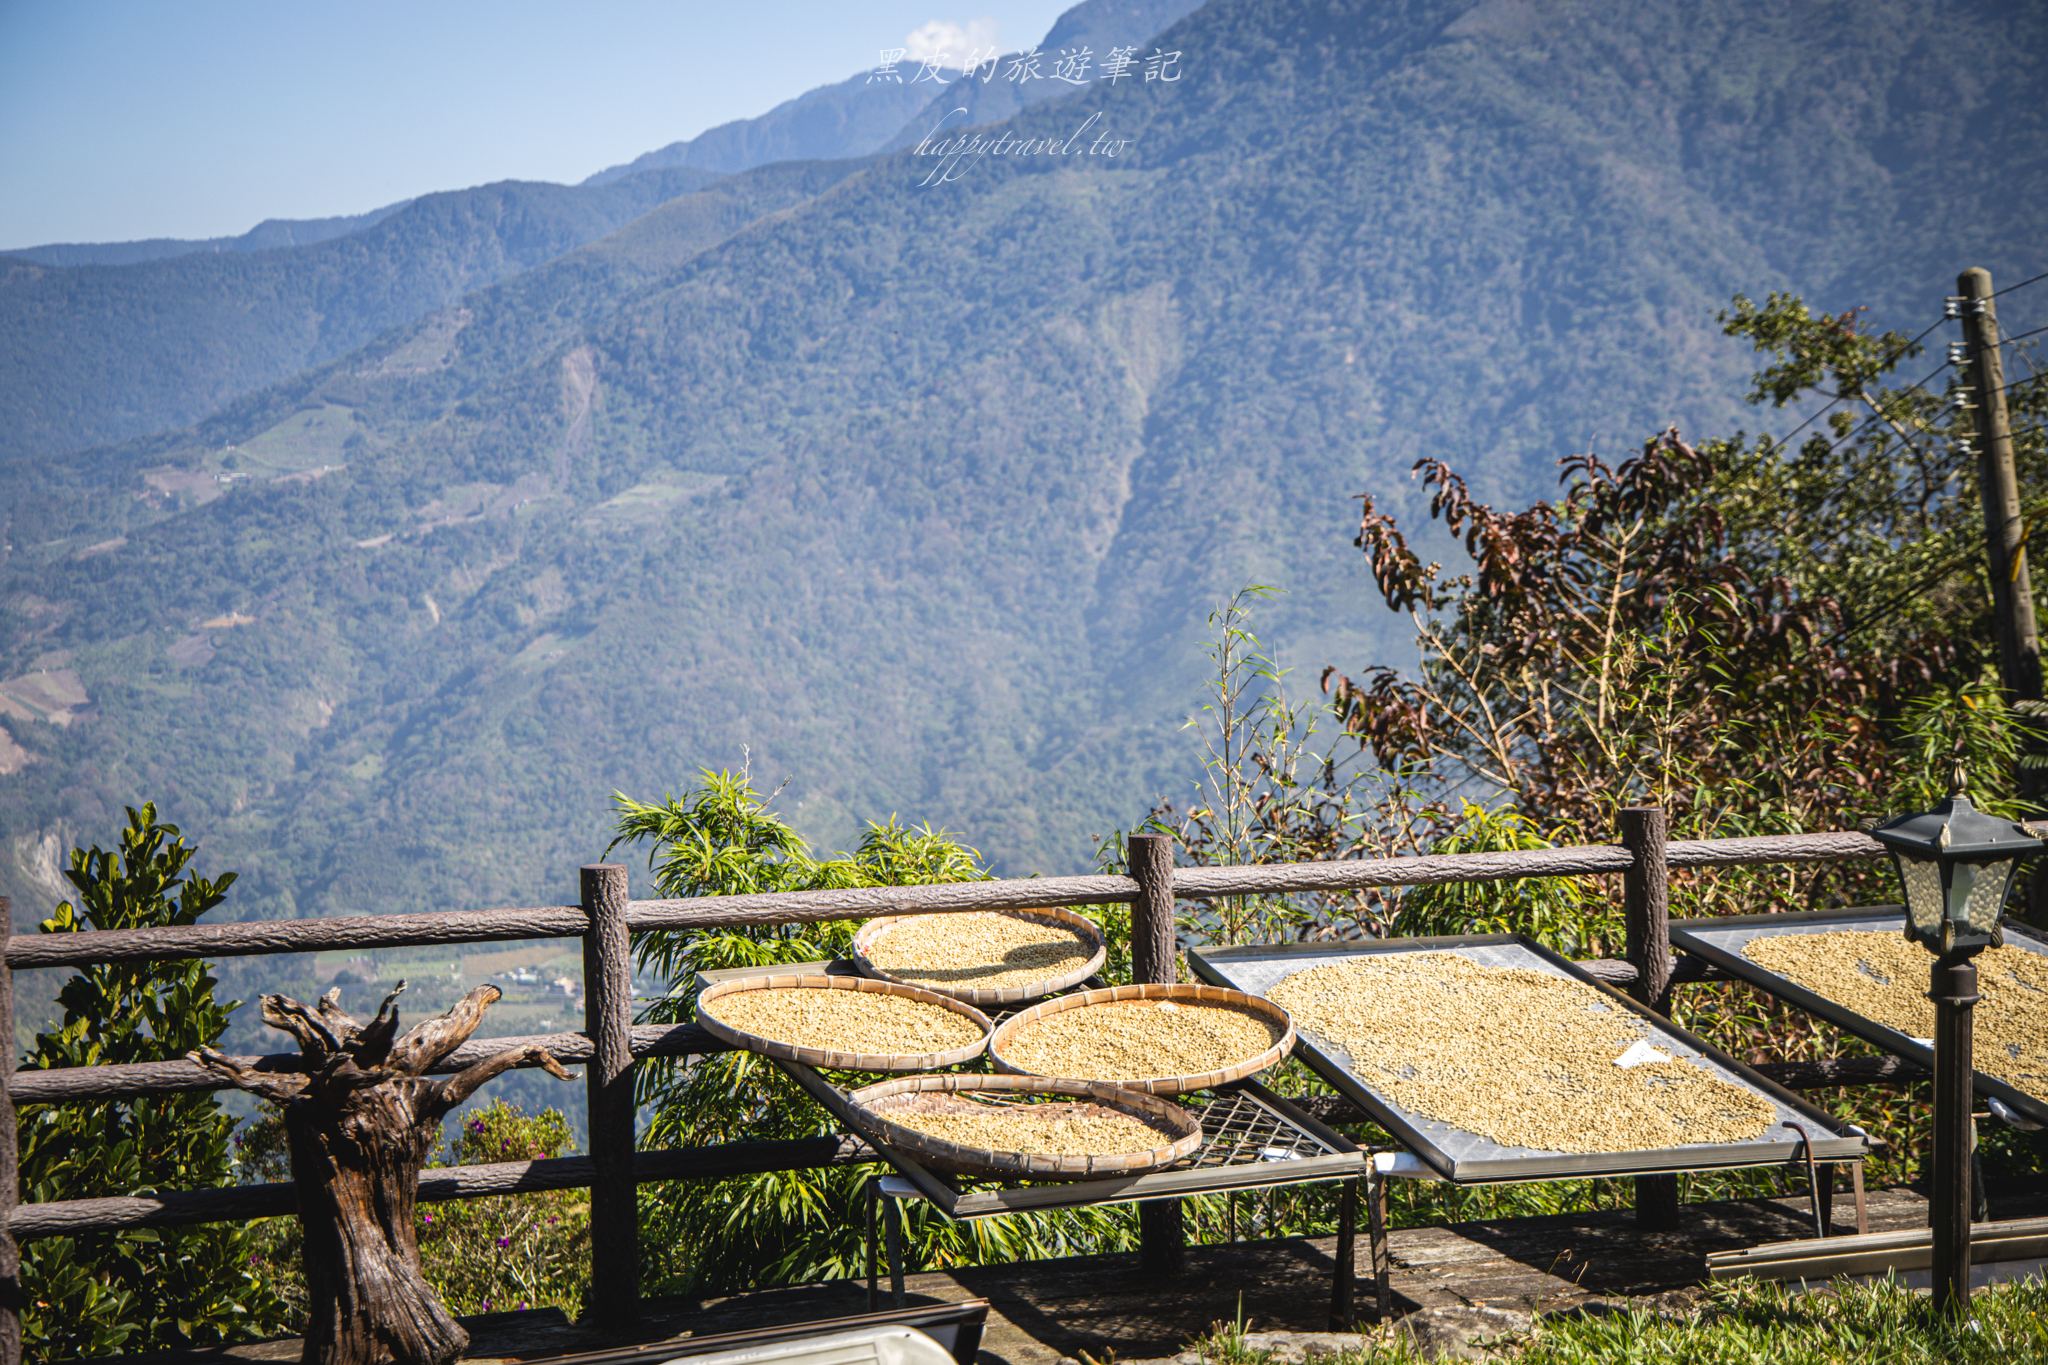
(1180, 1085, 1341, 1170)
(696, 956, 1364, 1215)
(782, 1060, 1364, 1219)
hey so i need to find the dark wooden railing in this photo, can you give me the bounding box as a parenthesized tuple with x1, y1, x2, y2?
(0, 809, 1934, 1358)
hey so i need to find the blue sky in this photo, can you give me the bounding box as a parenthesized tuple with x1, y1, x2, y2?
(0, 1, 1074, 249)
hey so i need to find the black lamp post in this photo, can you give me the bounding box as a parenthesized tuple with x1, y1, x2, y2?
(1871, 760, 2043, 1316)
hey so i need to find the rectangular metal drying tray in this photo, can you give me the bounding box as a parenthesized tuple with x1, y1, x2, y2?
(779, 1060, 1366, 1219)
(1669, 906, 2048, 1126)
(1188, 933, 1866, 1183)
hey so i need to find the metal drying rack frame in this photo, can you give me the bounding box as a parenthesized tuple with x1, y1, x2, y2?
(778, 1060, 1367, 1219)
(782, 1060, 1372, 1319)
(1187, 933, 1870, 1183)
(698, 957, 1374, 1319)
(1668, 908, 2048, 1128)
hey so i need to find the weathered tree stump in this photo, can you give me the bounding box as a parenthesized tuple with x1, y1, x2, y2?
(194, 983, 573, 1365)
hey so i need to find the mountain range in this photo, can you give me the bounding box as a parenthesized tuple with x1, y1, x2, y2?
(2, 0, 2045, 928)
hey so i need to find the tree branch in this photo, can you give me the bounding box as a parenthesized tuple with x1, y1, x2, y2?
(261, 993, 349, 1063)
(189, 1047, 311, 1104)
(389, 984, 503, 1076)
(349, 983, 407, 1067)
(425, 1044, 575, 1120)
(313, 986, 362, 1038)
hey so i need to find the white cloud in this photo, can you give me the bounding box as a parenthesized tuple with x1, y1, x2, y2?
(903, 18, 1000, 69)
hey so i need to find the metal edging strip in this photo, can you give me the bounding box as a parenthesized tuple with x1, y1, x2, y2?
(1668, 909, 2048, 1127)
(1189, 933, 1867, 1184)
(773, 1060, 1365, 1220)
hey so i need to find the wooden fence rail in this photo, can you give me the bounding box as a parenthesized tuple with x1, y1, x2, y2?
(0, 814, 1945, 1359)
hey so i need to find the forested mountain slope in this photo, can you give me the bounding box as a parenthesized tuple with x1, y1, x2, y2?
(2, 0, 2043, 925)
(0, 168, 720, 466)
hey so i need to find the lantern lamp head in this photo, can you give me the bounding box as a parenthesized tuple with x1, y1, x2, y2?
(1872, 760, 2044, 955)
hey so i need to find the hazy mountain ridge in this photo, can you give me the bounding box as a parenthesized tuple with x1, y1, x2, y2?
(4, 199, 417, 268)
(583, 0, 1204, 184)
(581, 76, 936, 186)
(0, 166, 727, 467)
(0, 0, 1198, 474)
(2, 0, 2045, 929)
(880, 0, 1207, 150)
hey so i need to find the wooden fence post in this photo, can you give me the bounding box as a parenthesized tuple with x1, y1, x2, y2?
(581, 865, 639, 1326)
(0, 897, 18, 1365)
(1127, 834, 1186, 1274)
(1619, 808, 1680, 1230)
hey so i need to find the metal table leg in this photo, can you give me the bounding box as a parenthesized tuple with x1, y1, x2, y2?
(884, 1190, 908, 1307)
(865, 1176, 880, 1312)
(1783, 1122, 1826, 1238)
(1367, 1165, 1392, 1321)
(1329, 1178, 1357, 1327)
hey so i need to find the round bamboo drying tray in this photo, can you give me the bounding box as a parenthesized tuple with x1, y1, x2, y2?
(694, 973, 993, 1072)
(847, 1072, 1203, 1180)
(851, 906, 1108, 1007)
(988, 982, 1296, 1095)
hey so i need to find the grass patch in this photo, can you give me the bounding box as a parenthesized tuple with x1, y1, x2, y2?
(1511, 1276, 2048, 1364)
(1186, 1276, 2048, 1364)
(227, 403, 362, 475)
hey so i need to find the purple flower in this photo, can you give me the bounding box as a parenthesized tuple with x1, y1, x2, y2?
(469, 1117, 486, 1133)
(422, 1212, 434, 1224)
(496, 1235, 510, 1248)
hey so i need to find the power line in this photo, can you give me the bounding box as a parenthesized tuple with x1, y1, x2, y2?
(1759, 354, 1965, 567)
(1793, 355, 1955, 467)
(1828, 487, 2048, 654)
(1991, 269, 2048, 300)
(1768, 313, 1950, 450)
(1972, 368, 2048, 407)
(1999, 322, 2048, 348)
(1827, 542, 1981, 650)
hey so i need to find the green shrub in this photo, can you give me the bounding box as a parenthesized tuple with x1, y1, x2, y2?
(18, 804, 287, 1357)
(416, 1101, 591, 1317)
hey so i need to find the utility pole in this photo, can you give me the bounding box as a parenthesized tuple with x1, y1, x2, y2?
(1960, 268, 2047, 931)
(1959, 267, 2042, 706)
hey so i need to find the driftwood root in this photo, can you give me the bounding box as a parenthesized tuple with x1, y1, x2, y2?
(191, 980, 576, 1365)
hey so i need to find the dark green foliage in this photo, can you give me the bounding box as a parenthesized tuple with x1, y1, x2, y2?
(414, 1102, 591, 1317)
(237, 1097, 592, 1331)
(1502, 1275, 2048, 1365)
(17, 805, 286, 1356)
